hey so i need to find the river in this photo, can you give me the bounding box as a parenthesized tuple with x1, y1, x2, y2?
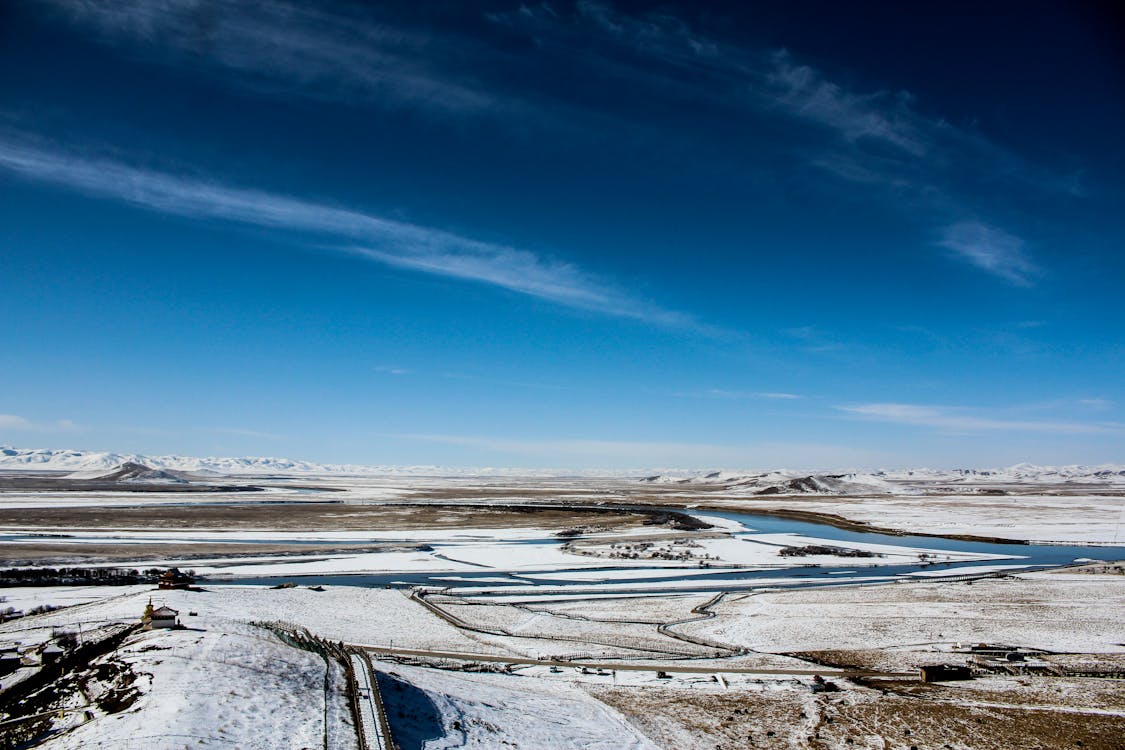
(214, 508, 1125, 595)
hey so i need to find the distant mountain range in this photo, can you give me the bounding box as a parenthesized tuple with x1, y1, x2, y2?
(0, 445, 463, 476)
(1, 445, 1123, 484)
(640, 464, 1125, 494)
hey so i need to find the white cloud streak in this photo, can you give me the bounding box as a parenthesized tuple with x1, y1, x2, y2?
(33, 1, 1066, 286)
(0, 414, 82, 432)
(38, 0, 494, 112)
(215, 427, 285, 440)
(44, 0, 1045, 195)
(936, 221, 1041, 286)
(497, 3, 1057, 285)
(0, 138, 700, 328)
(1077, 398, 1114, 409)
(764, 51, 927, 156)
(838, 403, 1119, 435)
(504, 3, 956, 161)
(0, 415, 32, 430)
(675, 389, 802, 400)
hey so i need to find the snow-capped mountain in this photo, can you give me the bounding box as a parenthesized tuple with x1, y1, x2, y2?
(65, 461, 190, 484)
(0, 445, 627, 477)
(876, 464, 1125, 483)
(640, 470, 907, 495)
(639, 464, 1125, 493)
(0, 446, 449, 476)
(2, 445, 1123, 482)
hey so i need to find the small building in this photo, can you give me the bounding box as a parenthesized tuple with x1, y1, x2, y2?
(157, 568, 194, 590)
(142, 599, 180, 629)
(149, 606, 179, 629)
(919, 664, 972, 682)
(39, 643, 64, 665)
(0, 647, 21, 674)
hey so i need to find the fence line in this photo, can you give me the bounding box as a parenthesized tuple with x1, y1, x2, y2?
(254, 620, 396, 750)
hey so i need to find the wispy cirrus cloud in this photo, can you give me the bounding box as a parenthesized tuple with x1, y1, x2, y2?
(936, 221, 1040, 286)
(441, 372, 570, 391)
(215, 427, 285, 440)
(374, 365, 411, 376)
(763, 50, 927, 157)
(1077, 398, 1114, 410)
(34, 1, 1073, 286)
(0, 414, 82, 432)
(782, 325, 843, 353)
(556, 4, 930, 161)
(838, 403, 1120, 435)
(673, 389, 802, 401)
(37, 0, 495, 113)
(0, 137, 703, 329)
(44, 0, 1059, 193)
(494, 3, 1068, 285)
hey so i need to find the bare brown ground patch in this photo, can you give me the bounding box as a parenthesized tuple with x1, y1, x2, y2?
(793, 648, 928, 673)
(0, 503, 648, 532)
(589, 686, 806, 749)
(402, 486, 1029, 542)
(926, 677, 1125, 712)
(826, 691, 1125, 750)
(592, 683, 1125, 750)
(1045, 653, 1125, 673)
(0, 541, 405, 566)
(0, 503, 653, 565)
(398, 487, 605, 501)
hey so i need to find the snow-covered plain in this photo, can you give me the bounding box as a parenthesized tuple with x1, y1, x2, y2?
(3, 455, 1125, 748)
(5, 443, 1125, 545)
(6, 571, 1123, 749)
(0, 522, 1015, 586)
(680, 570, 1125, 656)
(0, 586, 512, 655)
(736, 492, 1125, 543)
(0, 584, 153, 612)
(374, 660, 658, 749)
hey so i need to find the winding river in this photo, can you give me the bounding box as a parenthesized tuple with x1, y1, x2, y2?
(215, 508, 1125, 595)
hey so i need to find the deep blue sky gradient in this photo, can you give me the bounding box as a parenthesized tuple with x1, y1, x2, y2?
(1, 1, 1123, 468)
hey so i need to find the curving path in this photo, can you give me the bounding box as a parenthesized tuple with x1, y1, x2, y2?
(349, 652, 394, 750)
(354, 642, 912, 678)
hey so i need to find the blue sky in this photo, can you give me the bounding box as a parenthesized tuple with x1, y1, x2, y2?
(2, 1, 1123, 469)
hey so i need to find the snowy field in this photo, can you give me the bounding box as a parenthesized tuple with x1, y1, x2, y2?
(0, 587, 490, 656)
(4, 569, 1123, 749)
(373, 660, 658, 749)
(3, 449, 1125, 547)
(0, 500, 1029, 595)
(2, 458, 1124, 748)
(680, 569, 1125, 657)
(736, 492, 1125, 544)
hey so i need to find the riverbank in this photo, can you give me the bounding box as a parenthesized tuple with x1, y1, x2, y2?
(669, 504, 1031, 545)
(656, 492, 1124, 545)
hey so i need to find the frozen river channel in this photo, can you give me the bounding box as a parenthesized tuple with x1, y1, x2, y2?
(209, 508, 1125, 595)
